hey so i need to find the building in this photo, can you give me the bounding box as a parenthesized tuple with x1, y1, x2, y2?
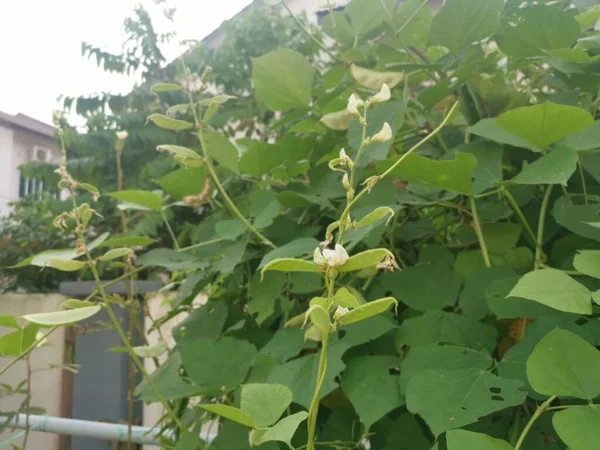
(0, 111, 60, 216)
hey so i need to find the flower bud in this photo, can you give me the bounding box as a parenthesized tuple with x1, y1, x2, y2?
(370, 83, 391, 104)
(342, 173, 352, 191)
(333, 306, 349, 321)
(371, 122, 392, 143)
(347, 93, 364, 118)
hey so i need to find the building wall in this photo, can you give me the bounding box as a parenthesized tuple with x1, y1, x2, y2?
(0, 124, 60, 216)
(0, 294, 68, 450)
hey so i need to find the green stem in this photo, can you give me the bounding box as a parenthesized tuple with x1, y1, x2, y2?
(350, 109, 368, 188)
(196, 125, 276, 249)
(337, 101, 460, 243)
(514, 396, 556, 450)
(469, 196, 491, 267)
(503, 189, 540, 251)
(161, 209, 180, 250)
(508, 406, 522, 447)
(306, 331, 329, 450)
(535, 185, 553, 270)
(578, 160, 588, 205)
(178, 237, 225, 252)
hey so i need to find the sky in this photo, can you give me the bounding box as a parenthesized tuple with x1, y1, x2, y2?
(0, 0, 252, 125)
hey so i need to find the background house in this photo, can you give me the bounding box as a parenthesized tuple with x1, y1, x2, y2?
(0, 112, 60, 216)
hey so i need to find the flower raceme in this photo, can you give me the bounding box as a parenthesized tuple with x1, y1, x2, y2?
(314, 244, 349, 268)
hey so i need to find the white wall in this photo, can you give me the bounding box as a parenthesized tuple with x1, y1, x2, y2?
(0, 125, 15, 216)
(0, 125, 61, 217)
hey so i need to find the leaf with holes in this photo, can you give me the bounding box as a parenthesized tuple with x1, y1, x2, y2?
(405, 367, 526, 436)
(340, 355, 403, 430)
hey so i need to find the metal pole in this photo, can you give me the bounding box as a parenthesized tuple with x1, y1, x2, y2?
(3, 414, 172, 447)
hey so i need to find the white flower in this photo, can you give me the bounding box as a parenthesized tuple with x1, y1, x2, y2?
(370, 83, 391, 104)
(116, 130, 129, 140)
(347, 93, 364, 118)
(314, 247, 328, 266)
(321, 243, 350, 267)
(339, 148, 349, 160)
(371, 122, 392, 143)
(333, 306, 349, 321)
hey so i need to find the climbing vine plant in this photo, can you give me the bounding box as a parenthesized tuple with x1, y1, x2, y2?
(4, 0, 600, 449)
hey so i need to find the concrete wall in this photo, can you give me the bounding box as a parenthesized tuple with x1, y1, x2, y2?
(0, 294, 68, 450)
(0, 125, 16, 216)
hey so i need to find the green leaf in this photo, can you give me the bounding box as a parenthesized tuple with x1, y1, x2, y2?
(511, 147, 578, 186)
(22, 305, 101, 326)
(554, 195, 600, 242)
(485, 277, 570, 319)
(383, 265, 463, 311)
(198, 94, 237, 106)
(150, 83, 182, 93)
(158, 166, 206, 201)
(481, 223, 522, 255)
(239, 142, 287, 177)
(468, 119, 538, 152)
(429, 0, 504, 52)
(261, 258, 321, 278)
(350, 64, 404, 89)
(305, 304, 331, 336)
(254, 412, 308, 447)
(574, 250, 600, 279)
(338, 297, 397, 326)
(334, 287, 361, 309)
(132, 341, 168, 358)
(98, 236, 154, 248)
(259, 238, 319, 268)
(354, 207, 394, 228)
(406, 367, 526, 436)
(197, 404, 255, 428)
(205, 130, 240, 173)
(179, 337, 257, 389)
(241, 383, 292, 428)
(392, 0, 432, 48)
(560, 121, 600, 151)
(446, 429, 514, 450)
(552, 406, 600, 450)
(526, 328, 600, 399)
(0, 325, 38, 357)
(61, 299, 94, 309)
(340, 355, 403, 430)
(377, 152, 477, 195)
(268, 340, 349, 408)
(138, 248, 207, 270)
(156, 144, 202, 163)
(395, 310, 497, 353)
(496, 102, 593, 150)
(453, 142, 504, 194)
(0, 316, 19, 328)
(495, 5, 581, 58)
(25, 232, 109, 268)
(107, 190, 162, 212)
(97, 248, 131, 262)
(44, 259, 87, 272)
(344, 0, 385, 37)
(252, 49, 313, 111)
(134, 352, 209, 402)
(459, 266, 516, 319)
(340, 248, 394, 272)
(508, 269, 592, 315)
(400, 344, 492, 393)
(147, 113, 193, 131)
(497, 317, 593, 396)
